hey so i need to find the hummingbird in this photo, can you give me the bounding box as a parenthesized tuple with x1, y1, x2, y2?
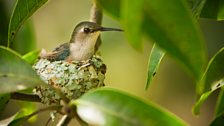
(40, 21, 123, 62)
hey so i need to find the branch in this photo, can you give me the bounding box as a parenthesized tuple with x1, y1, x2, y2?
(10, 92, 41, 102)
(90, 0, 103, 52)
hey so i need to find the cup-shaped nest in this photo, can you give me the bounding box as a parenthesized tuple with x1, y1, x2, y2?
(33, 55, 106, 105)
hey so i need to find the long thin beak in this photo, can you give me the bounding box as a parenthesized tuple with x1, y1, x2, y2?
(98, 27, 123, 32)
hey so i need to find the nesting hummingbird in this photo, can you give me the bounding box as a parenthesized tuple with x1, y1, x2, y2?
(40, 21, 123, 62)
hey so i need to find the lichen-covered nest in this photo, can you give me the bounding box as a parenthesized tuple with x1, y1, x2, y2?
(33, 55, 106, 105)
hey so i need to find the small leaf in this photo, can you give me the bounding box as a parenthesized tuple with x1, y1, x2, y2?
(73, 88, 188, 126)
(145, 44, 165, 90)
(8, 0, 48, 46)
(0, 94, 10, 115)
(193, 90, 213, 115)
(193, 48, 224, 115)
(97, 0, 120, 19)
(0, 46, 43, 94)
(22, 49, 40, 65)
(120, 0, 143, 50)
(197, 48, 224, 96)
(143, 0, 206, 82)
(200, 0, 224, 20)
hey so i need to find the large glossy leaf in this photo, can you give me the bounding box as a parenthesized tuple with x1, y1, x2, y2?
(200, 0, 224, 20)
(145, 44, 165, 90)
(0, 46, 43, 94)
(120, 0, 143, 50)
(12, 20, 36, 55)
(143, 0, 206, 81)
(98, 0, 206, 82)
(8, 0, 48, 46)
(193, 48, 224, 115)
(73, 88, 188, 126)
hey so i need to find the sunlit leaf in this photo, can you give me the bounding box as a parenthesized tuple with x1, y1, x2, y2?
(200, 0, 224, 20)
(120, 0, 143, 50)
(73, 88, 188, 126)
(8, 0, 48, 46)
(0, 46, 43, 94)
(145, 44, 165, 90)
(193, 90, 213, 115)
(22, 49, 40, 65)
(12, 20, 36, 55)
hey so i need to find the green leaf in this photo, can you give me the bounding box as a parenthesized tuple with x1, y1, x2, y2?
(200, 0, 224, 20)
(210, 87, 224, 125)
(0, 1, 9, 46)
(0, 110, 28, 126)
(98, 0, 206, 82)
(97, 0, 120, 19)
(120, 0, 143, 50)
(145, 44, 165, 90)
(193, 48, 224, 115)
(215, 87, 224, 116)
(143, 0, 206, 82)
(0, 94, 10, 115)
(210, 112, 224, 126)
(22, 49, 40, 65)
(193, 90, 213, 115)
(12, 20, 36, 55)
(73, 88, 188, 126)
(190, 0, 207, 19)
(197, 48, 224, 96)
(8, 0, 48, 46)
(0, 46, 43, 94)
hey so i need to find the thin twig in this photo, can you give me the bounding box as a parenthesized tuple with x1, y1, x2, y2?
(10, 92, 41, 102)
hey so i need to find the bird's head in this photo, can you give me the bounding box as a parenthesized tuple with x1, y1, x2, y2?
(70, 21, 123, 44)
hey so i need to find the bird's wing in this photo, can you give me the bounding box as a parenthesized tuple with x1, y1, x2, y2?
(41, 43, 70, 61)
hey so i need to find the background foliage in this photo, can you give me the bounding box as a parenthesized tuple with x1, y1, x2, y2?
(0, 0, 224, 126)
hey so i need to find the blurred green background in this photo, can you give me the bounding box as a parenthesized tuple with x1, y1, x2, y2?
(2, 0, 224, 125)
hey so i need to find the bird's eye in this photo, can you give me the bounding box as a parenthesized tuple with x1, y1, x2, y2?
(83, 28, 91, 33)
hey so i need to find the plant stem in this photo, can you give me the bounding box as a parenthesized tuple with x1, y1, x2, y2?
(10, 92, 41, 102)
(90, 0, 103, 52)
(56, 115, 72, 126)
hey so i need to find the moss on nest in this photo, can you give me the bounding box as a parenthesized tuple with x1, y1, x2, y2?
(33, 55, 106, 105)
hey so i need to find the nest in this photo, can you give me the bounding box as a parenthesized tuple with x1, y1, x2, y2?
(33, 55, 106, 105)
